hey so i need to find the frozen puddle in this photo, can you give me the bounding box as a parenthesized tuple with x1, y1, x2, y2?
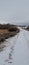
(0, 29, 29, 65)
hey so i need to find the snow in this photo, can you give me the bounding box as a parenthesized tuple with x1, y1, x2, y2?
(0, 28, 29, 65)
(13, 29, 29, 65)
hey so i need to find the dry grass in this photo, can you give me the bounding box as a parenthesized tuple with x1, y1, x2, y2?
(0, 29, 9, 34)
(0, 27, 20, 43)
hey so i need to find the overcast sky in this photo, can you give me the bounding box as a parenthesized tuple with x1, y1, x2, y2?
(0, 0, 29, 25)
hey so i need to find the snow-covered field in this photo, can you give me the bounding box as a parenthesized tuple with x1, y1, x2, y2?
(0, 28, 29, 65)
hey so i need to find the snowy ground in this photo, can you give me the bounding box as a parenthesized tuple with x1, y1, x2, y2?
(0, 28, 29, 65)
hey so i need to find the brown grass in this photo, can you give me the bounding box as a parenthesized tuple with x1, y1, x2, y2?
(0, 27, 20, 43)
(0, 29, 9, 34)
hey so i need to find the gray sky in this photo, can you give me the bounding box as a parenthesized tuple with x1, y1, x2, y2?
(0, 0, 29, 25)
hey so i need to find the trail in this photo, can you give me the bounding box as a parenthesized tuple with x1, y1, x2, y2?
(0, 29, 29, 65)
